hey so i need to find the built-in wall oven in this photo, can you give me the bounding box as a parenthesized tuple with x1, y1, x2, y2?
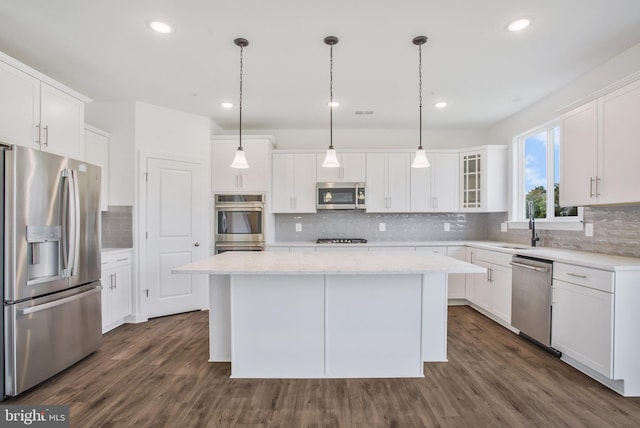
(214, 194, 264, 254)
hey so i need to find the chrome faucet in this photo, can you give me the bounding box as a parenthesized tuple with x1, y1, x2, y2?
(528, 200, 540, 247)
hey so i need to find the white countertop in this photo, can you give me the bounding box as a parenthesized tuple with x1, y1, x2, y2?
(173, 250, 486, 275)
(268, 241, 640, 271)
(101, 248, 132, 254)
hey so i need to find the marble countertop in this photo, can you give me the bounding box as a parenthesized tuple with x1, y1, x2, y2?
(173, 250, 486, 275)
(268, 240, 640, 271)
(101, 247, 133, 254)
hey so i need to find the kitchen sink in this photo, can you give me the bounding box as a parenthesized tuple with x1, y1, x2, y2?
(494, 244, 533, 250)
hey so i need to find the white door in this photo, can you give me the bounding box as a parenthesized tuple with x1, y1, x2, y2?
(145, 157, 206, 318)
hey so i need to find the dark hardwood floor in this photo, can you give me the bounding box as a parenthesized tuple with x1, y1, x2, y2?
(7, 306, 640, 427)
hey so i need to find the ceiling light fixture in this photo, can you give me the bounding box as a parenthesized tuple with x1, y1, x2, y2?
(411, 36, 430, 169)
(322, 35, 340, 168)
(221, 102, 233, 109)
(230, 38, 250, 169)
(148, 21, 173, 34)
(434, 101, 448, 109)
(507, 18, 531, 32)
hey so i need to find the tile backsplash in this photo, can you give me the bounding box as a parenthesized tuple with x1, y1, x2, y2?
(487, 205, 640, 258)
(274, 211, 491, 242)
(101, 205, 133, 248)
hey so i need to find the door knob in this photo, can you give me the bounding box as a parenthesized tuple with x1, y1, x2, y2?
(193, 242, 200, 247)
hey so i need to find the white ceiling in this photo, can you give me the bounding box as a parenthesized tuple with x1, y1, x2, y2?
(1, 0, 640, 131)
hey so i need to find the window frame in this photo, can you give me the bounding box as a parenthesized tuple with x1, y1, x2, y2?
(508, 120, 583, 231)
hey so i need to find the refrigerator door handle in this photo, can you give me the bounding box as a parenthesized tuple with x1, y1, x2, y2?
(61, 169, 80, 277)
(70, 169, 81, 276)
(17, 286, 102, 316)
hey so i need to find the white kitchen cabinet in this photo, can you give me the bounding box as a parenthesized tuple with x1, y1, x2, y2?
(316, 152, 366, 183)
(465, 247, 476, 302)
(101, 250, 133, 333)
(559, 101, 598, 206)
(85, 125, 109, 211)
(39, 82, 85, 159)
(366, 153, 410, 212)
(411, 151, 459, 212)
(272, 153, 317, 213)
(0, 60, 40, 149)
(459, 146, 508, 212)
(552, 278, 613, 378)
(211, 137, 272, 192)
(0, 53, 88, 159)
(561, 78, 640, 206)
(369, 246, 416, 251)
(468, 248, 512, 324)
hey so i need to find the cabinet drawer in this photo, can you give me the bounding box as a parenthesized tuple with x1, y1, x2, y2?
(474, 248, 512, 267)
(101, 251, 132, 269)
(415, 246, 445, 254)
(553, 263, 613, 293)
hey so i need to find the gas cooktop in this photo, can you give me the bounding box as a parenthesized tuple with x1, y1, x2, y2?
(316, 238, 368, 244)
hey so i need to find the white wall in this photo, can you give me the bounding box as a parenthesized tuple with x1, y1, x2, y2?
(135, 102, 211, 156)
(216, 128, 488, 150)
(85, 101, 136, 205)
(488, 42, 640, 144)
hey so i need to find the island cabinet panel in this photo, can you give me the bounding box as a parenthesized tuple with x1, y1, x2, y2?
(231, 275, 325, 378)
(325, 275, 423, 378)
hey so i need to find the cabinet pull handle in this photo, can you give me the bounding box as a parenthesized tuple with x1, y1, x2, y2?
(567, 272, 587, 279)
(590, 177, 595, 198)
(239, 174, 243, 189)
(35, 124, 41, 146)
(116, 258, 128, 262)
(43, 125, 49, 146)
(595, 177, 601, 197)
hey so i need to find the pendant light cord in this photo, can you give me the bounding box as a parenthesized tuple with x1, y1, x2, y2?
(239, 44, 244, 149)
(329, 43, 334, 150)
(418, 42, 423, 150)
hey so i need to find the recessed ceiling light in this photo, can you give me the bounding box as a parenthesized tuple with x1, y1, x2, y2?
(221, 102, 233, 109)
(328, 101, 340, 108)
(434, 101, 448, 109)
(148, 21, 173, 34)
(507, 18, 531, 32)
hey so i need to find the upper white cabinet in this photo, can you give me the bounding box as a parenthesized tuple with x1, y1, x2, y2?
(211, 137, 273, 192)
(0, 60, 39, 148)
(561, 78, 640, 206)
(39, 82, 85, 159)
(316, 152, 366, 183)
(84, 125, 110, 211)
(272, 153, 317, 213)
(0, 52, 88, 160)
(411, 151, 459, 212)
(459, 146, 508, 212)
(366, 153, 410, 212)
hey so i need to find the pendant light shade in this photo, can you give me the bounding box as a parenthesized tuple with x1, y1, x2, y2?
(322, 36, 340, 168)
(231, 37, 250, 169)
(411, 35, 430, 169)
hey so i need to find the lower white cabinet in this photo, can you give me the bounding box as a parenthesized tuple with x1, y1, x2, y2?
(467, 248, 512, 324)
(101, 249, 132, 333)
(446, 246, 467, 300)
(552, 279, 613, 377)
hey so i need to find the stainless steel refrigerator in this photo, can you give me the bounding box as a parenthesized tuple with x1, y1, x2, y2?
(1, 144, 102, 399)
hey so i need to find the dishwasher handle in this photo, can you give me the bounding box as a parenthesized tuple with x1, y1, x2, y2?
(510, 261, 550, 273)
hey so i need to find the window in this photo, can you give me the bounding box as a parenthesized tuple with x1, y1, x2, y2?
(511, 123, 582, 228)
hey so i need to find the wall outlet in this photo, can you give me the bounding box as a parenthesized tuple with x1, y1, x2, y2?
(501, 222, 508, 233)
(585, 223, 594, 237)
(379, 222, 386, 232)
(295, 223, 302, 232)
(444, 223, 450, 232)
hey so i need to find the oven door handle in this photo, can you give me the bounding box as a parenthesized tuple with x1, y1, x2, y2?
(510, 261, 549, 273)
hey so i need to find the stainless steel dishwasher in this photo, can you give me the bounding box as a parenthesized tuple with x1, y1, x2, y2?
(511, 255, 560, 356)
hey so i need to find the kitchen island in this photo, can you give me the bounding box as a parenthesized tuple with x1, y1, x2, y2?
(173, 250, 485, 378)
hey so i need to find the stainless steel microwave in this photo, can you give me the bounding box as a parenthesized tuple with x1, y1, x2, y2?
(316, 182, 365, 210)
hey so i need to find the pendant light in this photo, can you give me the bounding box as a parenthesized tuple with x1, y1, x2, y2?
(322, 35, 340, 168)
(411, 35, 430, 169)
(230, 37, 250, 169)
